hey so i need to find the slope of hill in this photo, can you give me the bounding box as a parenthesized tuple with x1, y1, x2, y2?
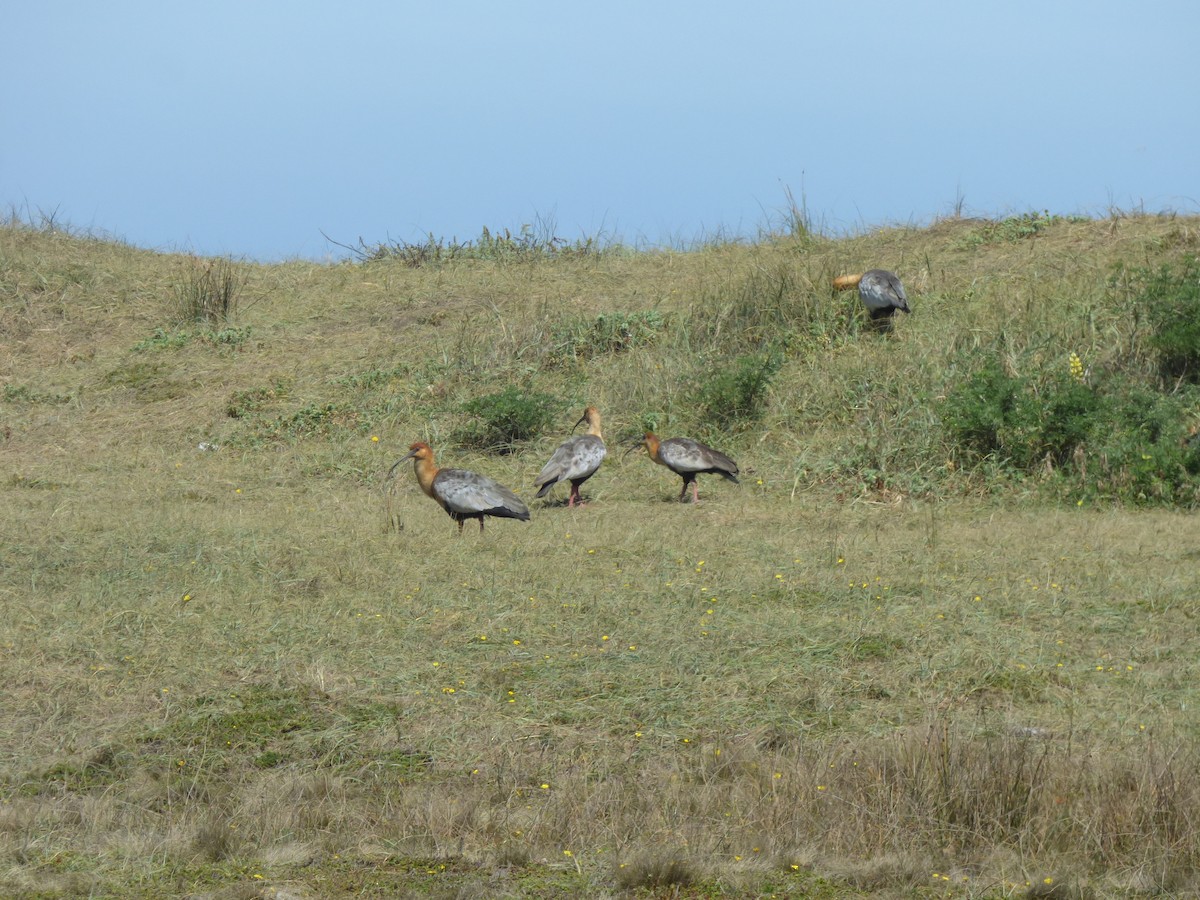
(2, 213, 1199, 897)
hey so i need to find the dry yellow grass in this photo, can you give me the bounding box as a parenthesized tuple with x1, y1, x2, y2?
(1, 213, 1199, 897)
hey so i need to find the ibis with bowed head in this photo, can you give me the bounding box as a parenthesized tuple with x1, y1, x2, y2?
(533, 406, 606, 508)
(391, 442, 530, 534)
(627, 432, 739, 503)
(833, 269, 910, 324)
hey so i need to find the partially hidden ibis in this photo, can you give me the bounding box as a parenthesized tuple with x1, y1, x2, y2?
(629, 432, 739, 503)
(392, 442, 530, 534)
(833, 269, 910, 325)
(533, 406, 606, 508)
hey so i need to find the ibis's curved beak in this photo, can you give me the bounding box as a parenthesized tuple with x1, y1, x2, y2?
(621, 436, 646, 459)
(387, 447, 419, 478)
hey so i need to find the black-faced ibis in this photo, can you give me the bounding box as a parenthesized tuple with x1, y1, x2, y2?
(628, 432, 739, 503)
(392, 442, 530, 534)
(533, 406, 606, 508)
(833, 269, 910, 324)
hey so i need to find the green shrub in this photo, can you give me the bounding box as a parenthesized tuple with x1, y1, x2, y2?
(943, 362, 1105, 470)
(1037, 377, 1106, 466)
(1083, 380, 1199, 503)
(941, 361, 1030, 464)
(694, 349, 784, 429)
(457, 386, 559, 453)
(943, 353, 1200, 504)
(1140, 256, 1200, 384)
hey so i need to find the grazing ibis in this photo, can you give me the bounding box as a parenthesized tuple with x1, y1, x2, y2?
(628, 432, 739, 503)
(533, 406, 606, 508)
(391, 442, 530, 534)
(833, 269, 910, 325)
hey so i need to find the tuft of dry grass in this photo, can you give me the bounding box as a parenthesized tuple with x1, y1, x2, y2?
(172, 255, 245, 325)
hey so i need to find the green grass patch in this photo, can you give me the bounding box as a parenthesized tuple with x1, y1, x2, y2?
(2, 383, 74, 405)
(456, 385, 560, 452)
(355, 221, 621, 266)
(548, 310, 666, 364)
(955, 210, 1088, 248)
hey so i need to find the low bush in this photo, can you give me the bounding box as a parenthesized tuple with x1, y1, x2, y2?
(1139, 256, 1200, 384)
(456, 386, 559, 453)
(1084, 379, 1200, 502)
(940, 360, 1029, 464)
(693, 348, 784, 430)
(942, 353, 1200, 503)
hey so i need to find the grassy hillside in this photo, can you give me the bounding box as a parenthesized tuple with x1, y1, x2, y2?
(2, 213, 1199, 898)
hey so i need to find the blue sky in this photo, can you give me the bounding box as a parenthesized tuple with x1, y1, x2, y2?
(4, 2, 1197, 261)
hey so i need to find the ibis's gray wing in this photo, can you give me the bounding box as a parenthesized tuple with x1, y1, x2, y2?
(535, 435, 606, 494)
(535, 438, 577, 489)
(859, 269, 909, 313)
(564, 435, 606, 482)
(658, 438, 738, 477)
(435, 468, 531, 520)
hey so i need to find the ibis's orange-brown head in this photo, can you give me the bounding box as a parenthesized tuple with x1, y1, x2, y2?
(832, 273, 865, 292)
(641, 432, 663, 464)
(403, 441, 433, 462)
(572, 406, 603, 438)
(623, 431, 661, 463)
(398, 441, 439, 497)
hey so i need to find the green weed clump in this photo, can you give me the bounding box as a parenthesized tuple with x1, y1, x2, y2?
(548, 310, 665, 364)
(693, 348, 784, 430)
(2, 383, 73, 405)
(355, 222, 618, 267)
(456, 385, 559, 452)
(132, 325, 253, 352)
(1137, 256, 1200, 384)
(956, 210, 1086, 248)
(265, 401, 358, 439)
(942, 353, 1200, 503)
(225, 381, 290, 419)
(131, 327, 192, 352)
